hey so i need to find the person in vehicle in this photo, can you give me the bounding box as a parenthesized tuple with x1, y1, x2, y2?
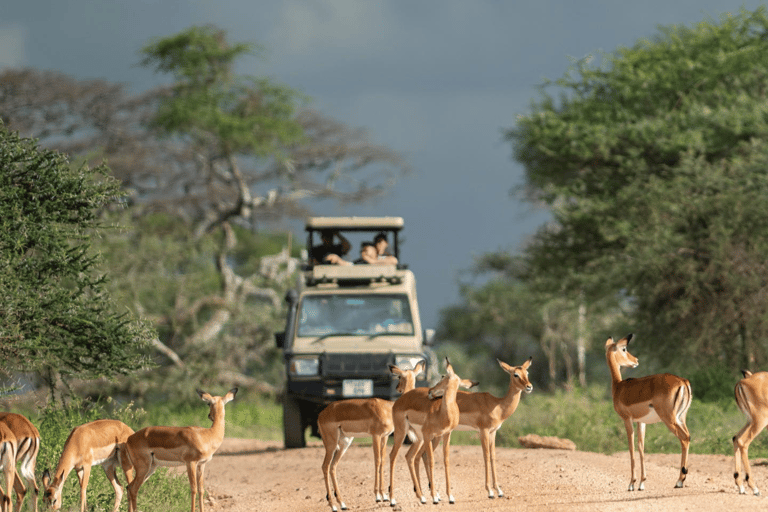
(325, 242, 395, 266)
(373, 232, 398, 265)
(312, 229, 351, 264)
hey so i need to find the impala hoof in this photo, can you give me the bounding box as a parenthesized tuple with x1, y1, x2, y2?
(497, 489, 504, 498)
(675, 480, 684, 488)
(448, 495, 455, 504)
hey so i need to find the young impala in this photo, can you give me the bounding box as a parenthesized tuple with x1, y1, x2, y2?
(453, 357, 533, 498)
(42, 419, 135, 512)
(733, 369, 768, 495)
(413, 357, 533, 500)
(605, 334, 692, 491)
(318, 361, 424, 511)
(388, 358, 476, 506)
(122, 388, 237, 512)
(0, 413, 40, 512)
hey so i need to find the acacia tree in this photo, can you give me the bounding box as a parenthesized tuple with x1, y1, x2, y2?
(0, 127, 154, 395)
(507, 7, 768, 371)
(0, 27, 409, 394)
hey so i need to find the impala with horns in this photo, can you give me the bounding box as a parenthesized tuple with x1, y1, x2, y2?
(388, 358, 477, 506)
(319, 361, 424, 511)
(733, 369, 768, 495)
(605, 334, 691, 491)
(0, 413, 40, 512)
(42, 419, 134, 512)
(122, 388, 237, 512)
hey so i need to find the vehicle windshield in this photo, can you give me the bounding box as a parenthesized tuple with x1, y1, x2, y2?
(297, 294, 414, 337)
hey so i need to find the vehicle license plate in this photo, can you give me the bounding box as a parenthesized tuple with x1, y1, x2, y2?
(343, 379, 373, 397)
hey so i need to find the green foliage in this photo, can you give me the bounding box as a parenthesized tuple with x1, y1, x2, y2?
(140, 25, 305, 156)
(687, 364, 739, 403)
(507, 7, 768, 372)
(92, 211, 294, 400)
(0, 126, 154, 387)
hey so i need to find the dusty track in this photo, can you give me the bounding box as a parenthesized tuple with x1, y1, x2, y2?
(201, 438, 768, 511)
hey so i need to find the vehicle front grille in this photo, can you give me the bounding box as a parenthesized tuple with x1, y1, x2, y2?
(321, 353, 393, 377)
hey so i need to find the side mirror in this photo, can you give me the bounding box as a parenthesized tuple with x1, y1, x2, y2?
(275, 332, 285, 348)
(423, 328, 435, 346)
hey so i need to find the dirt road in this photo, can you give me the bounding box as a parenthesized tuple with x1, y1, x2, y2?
(203, 438, 767, 512)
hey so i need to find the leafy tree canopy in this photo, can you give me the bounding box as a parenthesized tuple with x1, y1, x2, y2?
(507, 7, 768, 370)
(0, 126, 154, 388)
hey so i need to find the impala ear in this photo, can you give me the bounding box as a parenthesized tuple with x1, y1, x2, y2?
(223, 388, 238, 404)
(414, 360, 425, 376)
(389, 364, 402, 376)
(742, 369, 753, 378)
(604, 337, 615, 349)
(460, 379, 479, 389)
(625, 333, 634, 344)
(523, 356, 533, 369)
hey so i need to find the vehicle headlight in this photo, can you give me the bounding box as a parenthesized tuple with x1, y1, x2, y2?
(394, 355, 424, 371)
(289, 357, 320, 376)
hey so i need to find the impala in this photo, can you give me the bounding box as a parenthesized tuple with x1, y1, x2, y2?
(0, 423, 17, 512)
(605, 334, 692, 491)
(453, 357, 533, 498)
(388, 358, 476, 506)
(42, 419, 135, 512)
(318, 361, 424, 511)
(122, 388, 237, 512)
(733, 369, 768, 495)
(0, 413, 40, 512)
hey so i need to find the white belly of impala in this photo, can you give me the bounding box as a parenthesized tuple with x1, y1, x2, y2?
(635, 409, 662, 424)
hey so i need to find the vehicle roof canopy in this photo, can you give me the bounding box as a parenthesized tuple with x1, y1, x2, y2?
(305, 216, 404, 232)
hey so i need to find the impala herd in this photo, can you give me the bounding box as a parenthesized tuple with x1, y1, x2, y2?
(2, 335, 768, 511)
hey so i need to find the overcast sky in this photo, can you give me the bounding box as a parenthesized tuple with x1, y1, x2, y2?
(2, 1, 764, 329)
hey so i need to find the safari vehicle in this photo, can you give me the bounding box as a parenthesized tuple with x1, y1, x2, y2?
(275, 216, 436, 448)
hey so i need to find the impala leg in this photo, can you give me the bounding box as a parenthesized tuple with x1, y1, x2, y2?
(197, 462, 207, 512)
(374, 434, 388, 502)
(733, 422, 750, 493)
(419, 439, 438, 504)
(184, 461, 198, 512)
(321, 442, 339, 511)
(15, 438, 38, 512)
(636, 423, 646, 491)
(417, 437, 439, 502)
(388, 426, 408, 507)
(103, 461, 124, 512)
(76, 465, 92, 512)
(668, 421, 691, 489)
(490, 429, 503, 497)
(2, 466, 13, 512)
(330, 436, 352, 510)
(734, 418, 765, 495)
(479, 429, 493, 498)
(623, 419, 636, 491)
(442, 432, 455, 504)
(405, 438, 427, 503)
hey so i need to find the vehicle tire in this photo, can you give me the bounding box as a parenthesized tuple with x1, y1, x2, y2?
(283, 395, 306, 448)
